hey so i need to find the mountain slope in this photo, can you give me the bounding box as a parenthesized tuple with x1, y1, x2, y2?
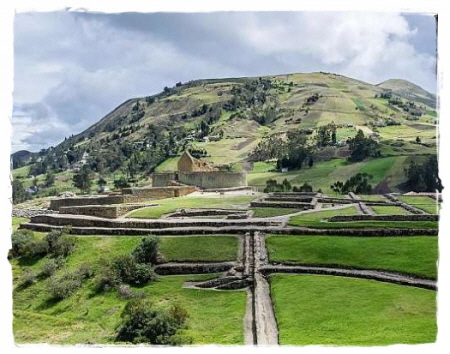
(11, 72, 439, 193)
(377, 79, 436, 109)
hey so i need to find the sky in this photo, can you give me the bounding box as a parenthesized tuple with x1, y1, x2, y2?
(11, 11, 437, 153)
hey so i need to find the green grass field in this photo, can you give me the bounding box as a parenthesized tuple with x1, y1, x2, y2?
(371, 205, 410, 215)
(159, 236, 238, 262)
(127, 195, 257, 219)
(247, 156, 414, 193)
(357, 194, 387, 202)
(11, 233, 245, 344)
(270, 274, 437, 346)
(251, 207, 301, 218)
(287, 207, 438, 229)
(13, 274, 246, 344)
(266, 236, 437, 278)
(398, 196, 439, 214)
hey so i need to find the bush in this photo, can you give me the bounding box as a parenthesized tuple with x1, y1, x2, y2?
(45, 230, 77, 257)
(40, 258, 64, 278)
(132, 236, 161, 265)
(112, 255, 157, 286)
(116, 298, 189, 344)
(22, 239, 49, 258)
(11, 230, 34, 258)
(47, 271, 84, 300)
(20, 270, 37, 287)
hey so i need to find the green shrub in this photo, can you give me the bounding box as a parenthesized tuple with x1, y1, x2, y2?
(48, 234, 77, 258)
(96, 255, 157, 291)
(22, 239, 49, 258)
(111, 255, 157, 286)
(11, 230, 34, 258)
(40, 258, 64, 278)
(132, 236, 161, 264)
(19, 269, 37, 287)
(116, 298, 189, 344)
(47, 271, 84, 300)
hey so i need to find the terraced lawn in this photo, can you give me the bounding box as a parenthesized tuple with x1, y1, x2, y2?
(398, 196, 439, 214)
(251, 207, 301, 218)
(127, 195, 257, 219)
(288, 206, 438, 229)
(270, 274, 437, 346)
(371, 205, 410, 215)
(266, 236, 437, 278)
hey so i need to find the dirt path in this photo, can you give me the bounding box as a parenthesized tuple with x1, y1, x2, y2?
(252, 232, 279, 345)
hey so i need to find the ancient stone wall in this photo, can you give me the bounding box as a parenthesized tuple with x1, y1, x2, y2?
(49, 195, 131, 210)
(179, 171, 247, 189)
(152, 172, 177, 187)
(328, 214, 439, 222)
(122, 186, 196, 199)
(59, 204, 147, 219)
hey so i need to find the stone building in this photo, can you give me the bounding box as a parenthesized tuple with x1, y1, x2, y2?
(152, 150, 247, 189)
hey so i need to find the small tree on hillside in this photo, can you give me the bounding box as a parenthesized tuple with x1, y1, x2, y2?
(72, 165, 93, 194)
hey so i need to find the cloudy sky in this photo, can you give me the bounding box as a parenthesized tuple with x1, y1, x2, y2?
(11, 11, 437, 153)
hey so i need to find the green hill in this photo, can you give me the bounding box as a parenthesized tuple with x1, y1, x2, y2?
(11, 72, 438, 195)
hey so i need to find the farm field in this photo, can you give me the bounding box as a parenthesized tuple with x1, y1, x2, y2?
(266, 235, 437, 278)
(270, 274, 437, 346)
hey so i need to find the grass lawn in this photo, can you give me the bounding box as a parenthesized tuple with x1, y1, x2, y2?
(288, 207, 438, 229)
(357, 194, 387, 202)
(398, 196, 439, 214)
(251, 207, 301, 218)
(371, 205, 410, 215)
(12, 233, 245, 344)
(266, 236, 437, 278)
(270, 274, 437, 346)
(159, 236, 238, 262)
(12, 217, 29, 232)
(127, 195, 257, 219)
(13, 274, 246, 345)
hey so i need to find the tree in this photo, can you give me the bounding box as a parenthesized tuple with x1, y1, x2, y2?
(116, 298, 189, 345)
(404, 156, 442, 192)
(331, 173, 373, 195)
(114, 176, 130, 189)
(348, 130, 380, 162)
(12, 179, 29, 204)
(308, 157, 314, 168)
(45, 171, 55, 187)
(72, 165, 93, 194)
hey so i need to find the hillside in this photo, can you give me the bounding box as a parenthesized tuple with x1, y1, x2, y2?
(11, 72, 438, 195)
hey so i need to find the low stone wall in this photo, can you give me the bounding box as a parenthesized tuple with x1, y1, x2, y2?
(328, 214, 439, 222)
(121, 186, 197, 199)
(265, 196, 313, 203)
(164, 208, 251, 219)
(28, 214, 282, 229)
(59, 204, 151, 219)
(250, 201, 314, 209)
(48, 195, 140, 211)
(154, 262, 237, 275)
(12, 208, 57, 218)
(271, 192, 318, 197)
